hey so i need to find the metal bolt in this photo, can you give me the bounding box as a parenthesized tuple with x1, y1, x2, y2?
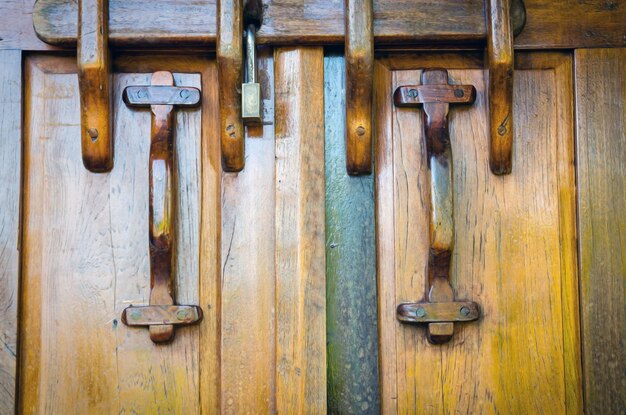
(460, 306, 470, 316)
(415, 307, 426, 318)
(87, 128, 99, 142)
(177, 309, 190, 320)
(454, 89, 464, 98)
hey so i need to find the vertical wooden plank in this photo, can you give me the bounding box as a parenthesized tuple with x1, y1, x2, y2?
(375, 53, 581, 413)
(373, 59, 398, 415)
(198, 59, 222, 415)
(325, 54, 380, 414)
(20, 56, 120, 415)
(0, 49, 21, 415)
(575, 48, 626, 414)
(221, 50, 276, 414)
(274, 47, 327, 413)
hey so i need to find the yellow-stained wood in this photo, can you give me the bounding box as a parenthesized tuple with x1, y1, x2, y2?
(0, 49, 21, 415)
(221, 49, 276, 413)
(19, 55, 221, 414)
(274, 47, 327, 413)
(375, 52, 581, 413)
(575, 48, 626, 414)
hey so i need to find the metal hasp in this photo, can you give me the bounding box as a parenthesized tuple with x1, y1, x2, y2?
(344, 0, 374, 175)
(77, 0, 113, 172)
(485, 0, 516, 174)
(393, 69, 480, 344)
(242, 24, 262, 124)
(121, 71, 202, 343)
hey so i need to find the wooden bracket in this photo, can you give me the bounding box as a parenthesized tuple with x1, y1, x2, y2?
(486, 0, 515, 175)
(77, 0, 113, 172)
(345, 0, 374, 175)
(393, 69, 480, 344)
(217, 0, 264, 172)
(217, 0, 245, 172)
(121, 71, 202, 343)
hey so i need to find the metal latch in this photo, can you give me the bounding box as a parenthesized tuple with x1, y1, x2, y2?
(393, 69, 481, 344)
(120, 71, 203, 343)
(242, 23, 262, 125)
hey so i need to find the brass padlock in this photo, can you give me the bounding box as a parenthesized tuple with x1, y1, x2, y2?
(242, 24, 262, 125)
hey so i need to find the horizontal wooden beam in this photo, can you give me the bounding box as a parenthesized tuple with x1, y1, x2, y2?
(19, 0, 623, 51)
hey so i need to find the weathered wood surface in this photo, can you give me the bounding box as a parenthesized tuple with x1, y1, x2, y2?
(486, 0, 514, 175)
(274, 47, 327, 413)
(344, 0, 373, 175)
(0, 49, 21, 415)
(325, 54, 380, 413)
(575, 48, 626, 415)
(375, 52, 581, 413)
(220, 48, 276, 413)
(77, 0, 113, 172)
(19, 55, 219, 414)
(20, 0, 625, 50)
(217, 0, 245, 172)
(17, 51, 328, 413)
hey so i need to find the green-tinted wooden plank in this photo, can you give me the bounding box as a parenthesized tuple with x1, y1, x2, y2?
(325, 53, 379, 414)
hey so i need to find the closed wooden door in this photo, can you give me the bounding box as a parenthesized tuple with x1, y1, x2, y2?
(0, 7, 624, 413)
(17, 50, 327, 414)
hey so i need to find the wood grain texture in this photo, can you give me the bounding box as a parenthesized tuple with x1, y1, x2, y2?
(0, 49, 21, 415)
(25, 0, 626, 51)
(486, 0, 514, 175)
(575, 48, 626, 415)
(221, 49, 276, 414)
(325, 54, 380, 414)
(19, 55, 220, 414)
(375, 52, 581, 413)
(77, 0, 113, 172)
(345, 0, 373, 175)
(217, 0, 245, 172)
(274, 47, 327, 414)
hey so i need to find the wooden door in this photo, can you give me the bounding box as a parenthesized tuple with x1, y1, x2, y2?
(374, 52, 582, 413)
(17, 49, 327, 414)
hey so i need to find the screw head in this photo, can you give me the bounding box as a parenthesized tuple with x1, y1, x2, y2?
(415, 307, 426, 318)
(454, 89, 464, 98)
(408, 89, 418, 98)
(180, 89, 190, 99)
(460, 306, 470, 316)
(176, 309, 190, 320)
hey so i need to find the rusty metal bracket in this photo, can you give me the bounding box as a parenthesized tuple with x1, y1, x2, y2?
(121, 71, 202, 343)
(393, 69, 480, 344)
(485, 0, 516, 174)
(345, 0, 374, 175)
(77, 0, 113, 172)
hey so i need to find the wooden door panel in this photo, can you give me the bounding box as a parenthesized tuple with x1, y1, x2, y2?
(20, 55, 217, 414)
(18, 50, 327, 414)
(375, 52, 581, 414)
